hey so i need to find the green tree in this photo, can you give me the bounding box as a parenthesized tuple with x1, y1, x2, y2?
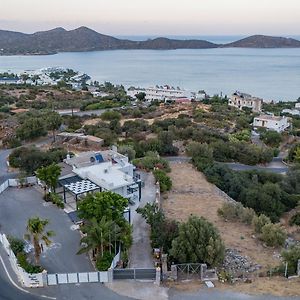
(170, 216, 225, 266)
(16, 118, 47, 141)
(77, 217, 120, 258)
(260, 130, 282, 148)
(24, 217, 54, 265)
(135, 92, 146, 101)
(282, 246, 300, 275)
(36, 163, 61, 194)
(46, 112, 62, 142)
(260, 223, 286, 247)
(78, 192, 128, 223)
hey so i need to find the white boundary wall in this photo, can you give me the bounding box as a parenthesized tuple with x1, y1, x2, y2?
(0, 177, 37, 194)
(0, 233, 45, 287)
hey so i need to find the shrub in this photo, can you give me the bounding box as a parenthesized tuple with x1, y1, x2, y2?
(17, 252, 43, 274)
(153, 169, 172, 193)
(218, 202, 256, 225)
(217, 202, 244, 221)
(170, 216, 225, 266)
(7, 236, 25, 255)
(100, 110, 121, 121)
(289, 212, 300, 226)
(252, 214, 271, 234)
(133, 153, 170, 172)
(240, 207, 256, 225)
(260, 223, 286, 247)
(49, 193, 64, 209)
(281, 246, 300, 275)
(96, 251, 114, 271)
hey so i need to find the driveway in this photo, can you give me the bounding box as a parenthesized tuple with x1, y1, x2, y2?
(0, 187, 93, 273)
(128, 172, 156, 268)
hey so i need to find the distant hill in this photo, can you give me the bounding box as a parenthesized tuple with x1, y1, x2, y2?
(224, 35, 300, 48)
(0, 27, 218, 55)
(1, 28, 300, 55)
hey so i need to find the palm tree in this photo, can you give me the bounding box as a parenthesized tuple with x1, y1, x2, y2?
(24, 217, 55, 265)
(77, 217, 120, 258)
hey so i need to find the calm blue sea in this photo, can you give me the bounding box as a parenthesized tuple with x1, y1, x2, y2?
(1, 36, 300, 102)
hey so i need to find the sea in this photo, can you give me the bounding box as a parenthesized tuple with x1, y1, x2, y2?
(0, 35, 300, 102)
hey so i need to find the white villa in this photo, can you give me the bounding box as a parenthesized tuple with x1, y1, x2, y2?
(58, 148, 141, 210)
(229, 91, 262, 112)
(253, 114, 290, 132)
(282, 102, 300, 116)
(127, 85, 192, 102)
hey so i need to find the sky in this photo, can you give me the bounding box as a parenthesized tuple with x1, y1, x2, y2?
(1, 0, 300, 36)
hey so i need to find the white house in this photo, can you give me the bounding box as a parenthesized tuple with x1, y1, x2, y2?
(228, 91, 262, 112)
(58, 148, 141, 209)
(282, 102, 300, 116)
(253, 115, 290, 132)
(127, 85, 192, 102)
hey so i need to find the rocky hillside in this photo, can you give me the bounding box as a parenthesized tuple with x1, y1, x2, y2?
(224, 35, 300, 48)
(0, 27, 218, 55)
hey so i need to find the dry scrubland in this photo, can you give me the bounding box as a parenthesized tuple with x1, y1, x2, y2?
(163, 162, 281, 269)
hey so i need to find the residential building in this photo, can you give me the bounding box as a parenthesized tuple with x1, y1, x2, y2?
(282, 102, 300, 116)
(253, 114, 290, 132)
(127, 85, 192, 102)
(228, 91, 262, 112)
(58, 148, 141, 210)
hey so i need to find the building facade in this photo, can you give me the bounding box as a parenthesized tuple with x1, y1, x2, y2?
(253, 115, 290, 132)
(229, 91, 262, 112)
(127, 85, 192, 102)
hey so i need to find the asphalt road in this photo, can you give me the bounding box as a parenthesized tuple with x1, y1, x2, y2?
(0, 149, 17, 185)
(164, 156, 289, 174)
(0, 187, 93, 273)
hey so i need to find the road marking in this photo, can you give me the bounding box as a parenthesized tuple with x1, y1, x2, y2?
(0, 254, 56, 300)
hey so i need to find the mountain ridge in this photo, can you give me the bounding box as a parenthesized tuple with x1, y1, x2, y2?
(0, 27, 300, 55)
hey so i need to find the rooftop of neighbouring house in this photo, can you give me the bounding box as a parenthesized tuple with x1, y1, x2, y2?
(254, 114, 287, 121)
(72, 161, 135, 190)
(65, 149, 130, 169)
(232, 91, 263, 102)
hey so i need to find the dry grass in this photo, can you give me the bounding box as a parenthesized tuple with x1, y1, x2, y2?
(166, 277, 300, 297)
(217, 277, 300, 297)
(163, 162, 280, 269)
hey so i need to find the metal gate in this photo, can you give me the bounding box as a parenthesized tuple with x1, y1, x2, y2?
(113, 268, 156, 280)
(176, 263, 202, 280)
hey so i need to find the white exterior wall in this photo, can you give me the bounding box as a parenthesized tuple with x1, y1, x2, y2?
(253, 116, 290, 132)
(127, 87, 190, 101)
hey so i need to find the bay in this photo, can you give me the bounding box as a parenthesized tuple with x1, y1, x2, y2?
(1, 47, 300, 101)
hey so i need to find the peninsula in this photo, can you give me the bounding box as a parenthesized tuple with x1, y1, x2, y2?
(1, 27, 300, 55)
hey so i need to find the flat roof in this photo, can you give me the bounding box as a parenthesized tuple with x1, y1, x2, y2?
(254, 115, 285, 121)
(73, 162, 134, 190)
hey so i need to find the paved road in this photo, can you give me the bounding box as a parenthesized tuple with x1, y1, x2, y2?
(0, 149, 17, 185)
(129, 172, 156, 268)
(164, 156, 289, 174)
(0, 187, 93, 273)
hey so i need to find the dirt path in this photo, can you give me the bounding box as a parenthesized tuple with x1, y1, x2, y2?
(162, 162, 280, 269)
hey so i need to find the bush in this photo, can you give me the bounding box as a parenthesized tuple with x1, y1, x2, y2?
(100, 110, 121, 121)
(260, 223, 286, 247)
(49, 193, 64, 208)
(96, 251, 114, 271)
(153, 169, 172, 192)
(281, 246, 300, 275)
(289, 212, 300, 226)
(170, 216, 225, 266)
(217, 202, 244, 221)
(252, 214, 271, 234)
(17, 252, 43, 274)
(133, 153, 170, 172)
(218, 202, 256, 225)
(7, 236, 25, 255)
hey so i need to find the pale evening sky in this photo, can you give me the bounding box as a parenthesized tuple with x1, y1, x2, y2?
(1, 0, 300, 36)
